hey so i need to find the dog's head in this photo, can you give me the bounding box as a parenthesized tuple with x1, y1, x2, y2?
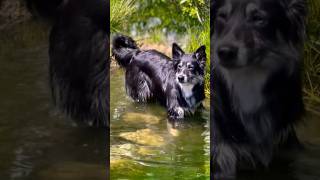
(172, 43, 206, 85)
(212, 0, 306, 69)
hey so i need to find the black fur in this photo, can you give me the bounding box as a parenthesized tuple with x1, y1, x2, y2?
(49, 0, 109, 127)
(112, 35, 206, 120)
(26, 0, 64, 18)
(211, 0, 306, 178)
(27, 0, 109, 127)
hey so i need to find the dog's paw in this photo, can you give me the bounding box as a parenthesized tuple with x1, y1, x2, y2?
(183, 108, 194, 116)
(175, 107, 184, 118)
(168, 107, 184, 120)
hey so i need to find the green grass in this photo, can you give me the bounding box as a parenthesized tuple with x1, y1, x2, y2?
(110, 0, 136, 33)
(186, 20, 210, 97)
(303, 0, 320, 114)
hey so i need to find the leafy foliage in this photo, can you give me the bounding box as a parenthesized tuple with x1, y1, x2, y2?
(180, 0, 210, 23)
(127, 0, 209, 35)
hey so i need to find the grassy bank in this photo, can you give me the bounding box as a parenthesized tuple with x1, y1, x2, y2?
(304, 0, 320, 114)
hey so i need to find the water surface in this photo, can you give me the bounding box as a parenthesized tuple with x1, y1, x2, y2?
(110, 68, 210, 180)
(0, 21, 106, 180)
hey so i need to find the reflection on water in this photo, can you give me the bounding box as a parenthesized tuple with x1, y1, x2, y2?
(0, 21, 106, 180)
(110, 68, 210, 179)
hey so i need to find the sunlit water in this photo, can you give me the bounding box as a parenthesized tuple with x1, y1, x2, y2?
(110, 68, 210, 180)
(0, 21, 106, 180)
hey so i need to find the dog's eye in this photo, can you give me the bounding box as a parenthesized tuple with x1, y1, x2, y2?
(251, 14, 267, 27)
(217, 12, 228, 22)
(187, 65, 194, 70)
(177, 64, 182, 69)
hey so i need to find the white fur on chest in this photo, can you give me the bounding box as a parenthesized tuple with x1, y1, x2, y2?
(179, 83, 197, 108)
(179, 83, 194, 98)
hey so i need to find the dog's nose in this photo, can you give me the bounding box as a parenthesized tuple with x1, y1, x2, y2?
(217, 45, 238, 65)
(178, 76, 185, 82)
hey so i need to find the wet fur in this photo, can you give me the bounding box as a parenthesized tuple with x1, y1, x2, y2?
(112, 35, 206, 120)
(27, 0, 109, 127)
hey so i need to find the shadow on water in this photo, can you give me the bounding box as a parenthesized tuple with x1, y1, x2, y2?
(0, 21, 106, 180)
(110, 68, 210, 180)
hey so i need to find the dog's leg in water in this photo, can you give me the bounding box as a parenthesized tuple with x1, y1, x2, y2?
(166, 87, 184, 120)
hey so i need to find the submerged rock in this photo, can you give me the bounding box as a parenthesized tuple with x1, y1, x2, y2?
(111, 143, 157, 159)
(137, 146, 156, 156)
(111, 144, 135, 157)
(122, 112, 160, 125)
(119, 129, 164, 146)
(110, 158, 131, 169)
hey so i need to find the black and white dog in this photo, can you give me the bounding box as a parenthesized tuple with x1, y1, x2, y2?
(211, 0, 306, 178)
(112, 35, 206, 120)
(27, 0, 109, 127)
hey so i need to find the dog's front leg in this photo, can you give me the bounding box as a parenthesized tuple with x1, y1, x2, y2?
(166, 89, 184, 120)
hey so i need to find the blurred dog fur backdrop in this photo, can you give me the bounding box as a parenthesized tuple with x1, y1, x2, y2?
(211, 0, 306, 178)
(27, 0, 109, 127)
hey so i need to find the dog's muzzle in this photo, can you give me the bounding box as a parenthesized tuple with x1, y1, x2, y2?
(217, 44, 238, 67)
(178, 75, 185, 83)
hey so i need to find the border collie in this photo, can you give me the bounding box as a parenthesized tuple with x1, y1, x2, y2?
(27, 0, 109, 127)
(112, 35, 206, 120)
(211, 0, 306, 178)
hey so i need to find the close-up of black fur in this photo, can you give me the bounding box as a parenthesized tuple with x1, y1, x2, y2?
(27, 0, 109, 127)
(112, 35, 206, 120)
(211, 0, 306, 179)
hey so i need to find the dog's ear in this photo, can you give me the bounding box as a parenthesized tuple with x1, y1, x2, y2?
(282, 0, 306, 43)
(195, 45, 206, 63)
(172, 43, 184, 60)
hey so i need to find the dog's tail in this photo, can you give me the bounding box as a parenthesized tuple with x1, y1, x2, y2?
(112, 35, 139, 67)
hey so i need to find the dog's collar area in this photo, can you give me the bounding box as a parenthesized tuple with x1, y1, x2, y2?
(179, 83, 194, 98)
(178, 83, 202, 109)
